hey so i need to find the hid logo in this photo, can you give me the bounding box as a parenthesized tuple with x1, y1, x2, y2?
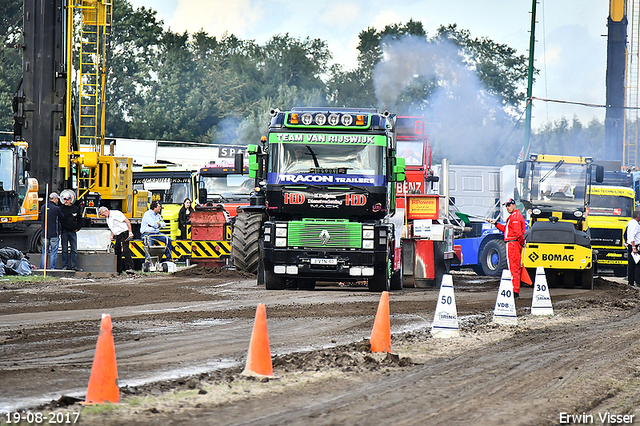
(284, 193, 305, 204)
(345, 194, 367, 206)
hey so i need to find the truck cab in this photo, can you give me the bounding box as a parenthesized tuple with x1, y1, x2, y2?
(233, 107, 406, 292)
(518, 154, 603, 288)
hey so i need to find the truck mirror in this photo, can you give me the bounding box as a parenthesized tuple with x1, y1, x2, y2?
(198, 187, 208, 205)
(24, 158, 31, 172)
(517, 161, 527, 179)
(234, 152, 244, 174)
(595, 165, 604, 183)
(249, 161, 259, 179)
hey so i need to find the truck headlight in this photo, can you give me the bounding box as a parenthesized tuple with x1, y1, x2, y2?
(363, 230, 374, 239)
(363, 240, 374, 249)
(275, 227, 287, 237)
(341, 114, 353, 126)
(275, 238, 287, 247)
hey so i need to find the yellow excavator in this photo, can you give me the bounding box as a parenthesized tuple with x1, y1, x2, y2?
(8, 0, 146, 252)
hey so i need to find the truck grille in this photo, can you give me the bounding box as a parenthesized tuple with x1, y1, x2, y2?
(590, 228, 623, 246)
(287, 219, 362, 249)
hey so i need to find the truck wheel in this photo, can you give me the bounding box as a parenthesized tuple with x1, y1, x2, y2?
(232, 212, 264, 274)
(369, 259, 391, 292)
(264, 264, 286, 290)
(390, 256, 403, 291)
(613, 267, 627, 278)
(581, 267, 594, 290)
(480, 240, 507, 276)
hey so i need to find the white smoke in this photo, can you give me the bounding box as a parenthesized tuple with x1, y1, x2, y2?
(373, 36, 519, 165)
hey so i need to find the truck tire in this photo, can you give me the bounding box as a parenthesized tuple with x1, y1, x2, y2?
(369, 259, 391, 292)
(480, 239, 507, 276)
(581, 267, 594, 290)
(390, 259, 403, 291)
(232, 212, 263, 274)
(264, 262, 286, 290)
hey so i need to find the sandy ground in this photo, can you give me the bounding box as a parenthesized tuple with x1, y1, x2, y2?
(1, 269, 639, 425)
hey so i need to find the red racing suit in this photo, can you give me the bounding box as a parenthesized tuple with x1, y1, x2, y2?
(495, 209, 526, 294)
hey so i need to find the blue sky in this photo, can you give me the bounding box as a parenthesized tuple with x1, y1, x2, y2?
(128, 0, 610, 130)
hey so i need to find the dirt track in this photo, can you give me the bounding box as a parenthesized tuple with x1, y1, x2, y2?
(2, 269, 640, 425)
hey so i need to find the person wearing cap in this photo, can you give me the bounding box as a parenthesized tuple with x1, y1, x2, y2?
(140, 201, 173, 262)
(487, 198, 526, 298)
(40, 192, 65, 269)
(59, 193, 82, 271)
(99, 206, 135, 274)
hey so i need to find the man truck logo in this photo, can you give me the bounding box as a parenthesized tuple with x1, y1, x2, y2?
(528, 252, 539, 262)
(319, 229, 330, 245)
(345, 194, 367, 206)
(284, 193, 305, 204)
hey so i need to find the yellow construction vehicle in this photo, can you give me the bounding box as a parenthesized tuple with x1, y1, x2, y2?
(10, 0, 146, 253)
(518, 154, 604, 288)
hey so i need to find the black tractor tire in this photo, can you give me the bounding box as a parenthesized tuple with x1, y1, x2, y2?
(480, 239, 507, 276)
(232, 212, 264, 274)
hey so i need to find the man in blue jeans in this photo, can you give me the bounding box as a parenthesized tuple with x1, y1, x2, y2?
(60, 193, 82, 271)
(40, 192, 64, 269)
(140, 201, 173, 262)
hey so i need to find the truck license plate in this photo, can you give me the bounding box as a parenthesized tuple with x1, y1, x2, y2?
(310, 258, 337, 265)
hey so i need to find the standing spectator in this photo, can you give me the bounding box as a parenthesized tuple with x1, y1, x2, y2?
(59, 193, 82, 271)
(141, 201, 173, 262)
(626, 210, 640, 286)
(99, 206, 135, 274)
(178, 197, 194, 240)
(488, 198, 527, 298)
(40, 192, 64, 269)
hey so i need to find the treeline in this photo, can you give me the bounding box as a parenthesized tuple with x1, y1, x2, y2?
(0, 0, 609, 165)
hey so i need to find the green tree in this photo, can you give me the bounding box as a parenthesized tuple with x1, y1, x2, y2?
(0, 0, 22, 132)
(106, 0, 165, 138)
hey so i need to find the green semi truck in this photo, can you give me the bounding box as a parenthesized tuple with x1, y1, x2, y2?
(232, 108, 406, 291)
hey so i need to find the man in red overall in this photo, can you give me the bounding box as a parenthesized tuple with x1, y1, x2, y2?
(489, 198, 526, 298)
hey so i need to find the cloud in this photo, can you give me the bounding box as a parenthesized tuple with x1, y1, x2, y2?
(318, 3, 361, 27)
(167, 0, 262, 37)
(370, 9, 404, 31)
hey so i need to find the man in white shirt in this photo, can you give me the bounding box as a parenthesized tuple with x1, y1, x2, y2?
(626, 210, 640, 286)
(140, 201, 173, 262)
(99, 206, 134, 274)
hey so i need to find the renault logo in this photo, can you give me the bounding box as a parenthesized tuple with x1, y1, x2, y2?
(319, 229, 330, 245)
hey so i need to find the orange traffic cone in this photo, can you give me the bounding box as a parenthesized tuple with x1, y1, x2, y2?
(242, 303, 273, 377)
(84, 314, 119, 404)
(370, 291, 391, 353)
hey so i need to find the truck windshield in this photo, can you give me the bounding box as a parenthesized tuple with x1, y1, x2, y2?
(531, 163, 587, 210)
(270, 143, 384, 175)
(0, 149, 15, 192)
(589, 194, 634, 217)
(397, 141, 424, 166)
(201, 175, 252, 200)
